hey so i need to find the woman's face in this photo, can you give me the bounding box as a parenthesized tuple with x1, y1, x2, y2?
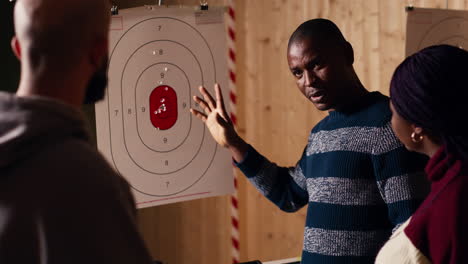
(390, 101, 419, 152)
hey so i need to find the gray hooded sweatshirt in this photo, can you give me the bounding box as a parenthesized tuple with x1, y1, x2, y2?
(0, 92, 152, 264)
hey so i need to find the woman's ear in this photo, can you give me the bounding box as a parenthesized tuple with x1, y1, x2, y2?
(410, 125, 425, 143)
(11, 36, 21, 60)
(412, 125, 424, 135)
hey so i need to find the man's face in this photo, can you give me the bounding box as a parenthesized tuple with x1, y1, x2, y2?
(83, 55, 108, 104)
(287, 38, 351, 111)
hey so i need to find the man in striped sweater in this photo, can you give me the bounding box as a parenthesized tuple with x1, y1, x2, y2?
(190, 19, 429, 264)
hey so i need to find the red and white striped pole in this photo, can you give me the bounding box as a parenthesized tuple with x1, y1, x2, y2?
(226, 0, 239, 263)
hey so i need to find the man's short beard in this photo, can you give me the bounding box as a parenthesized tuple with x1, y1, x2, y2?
(83, 57, 108, 104)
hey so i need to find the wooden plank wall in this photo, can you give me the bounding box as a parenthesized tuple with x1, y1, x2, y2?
(116, 0, 468, 263)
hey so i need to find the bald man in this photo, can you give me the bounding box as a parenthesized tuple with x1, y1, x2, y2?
(0, 0, 153, 263)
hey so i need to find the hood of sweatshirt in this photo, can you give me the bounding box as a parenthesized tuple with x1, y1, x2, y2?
(0, 92, 91, 169)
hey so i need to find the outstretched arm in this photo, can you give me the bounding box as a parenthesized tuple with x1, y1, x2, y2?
(190, 84, 308, 212)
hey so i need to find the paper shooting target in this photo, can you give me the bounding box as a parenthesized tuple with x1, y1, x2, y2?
(406, 8, 468, 56)
(95, 6, 234, 208)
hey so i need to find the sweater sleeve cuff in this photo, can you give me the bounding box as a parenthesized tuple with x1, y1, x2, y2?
(233, 144, 265, 178)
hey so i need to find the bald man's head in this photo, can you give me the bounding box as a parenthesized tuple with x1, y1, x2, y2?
(13, 0, 110, 71)
(288, 19, 348, 52)
(287, 18, 354, 67)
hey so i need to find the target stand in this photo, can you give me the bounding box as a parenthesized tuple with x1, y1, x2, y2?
(95, 6, 233, 208)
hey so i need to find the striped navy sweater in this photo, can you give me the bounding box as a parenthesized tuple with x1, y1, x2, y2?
(236, 92, 429, 264)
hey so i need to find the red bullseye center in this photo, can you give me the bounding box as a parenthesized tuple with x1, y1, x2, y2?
(150, 85, 178, 130)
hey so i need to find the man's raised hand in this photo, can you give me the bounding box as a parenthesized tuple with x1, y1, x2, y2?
(190, 84, 237, 148)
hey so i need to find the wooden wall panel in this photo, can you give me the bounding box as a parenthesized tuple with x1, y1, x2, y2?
(114, 1, 468, 263)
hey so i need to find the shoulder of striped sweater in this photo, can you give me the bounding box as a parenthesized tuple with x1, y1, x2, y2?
(310, 98, 392, 132)
(310, 115, 330, 133)
(363, 96, 393, 127)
